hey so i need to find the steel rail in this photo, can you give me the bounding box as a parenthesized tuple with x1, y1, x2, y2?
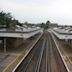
(35, 36, 46, 72)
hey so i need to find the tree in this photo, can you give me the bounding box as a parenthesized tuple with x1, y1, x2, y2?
(41, 23, 45, 28)
(45, 20, 50, 29)
(0, 11, 12, 28)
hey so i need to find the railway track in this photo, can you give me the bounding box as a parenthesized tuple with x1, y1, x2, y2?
(15, 34, 46, 72)
(14, 31, 68, 72)
(47, 32, 67, 72)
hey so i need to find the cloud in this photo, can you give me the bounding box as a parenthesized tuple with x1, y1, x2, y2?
(0, 0, 72, 25)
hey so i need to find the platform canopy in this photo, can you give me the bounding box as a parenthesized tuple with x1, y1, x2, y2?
(51, 27, 72, 39)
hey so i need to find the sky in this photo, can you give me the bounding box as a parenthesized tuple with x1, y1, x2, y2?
(0, 0, 72, 25)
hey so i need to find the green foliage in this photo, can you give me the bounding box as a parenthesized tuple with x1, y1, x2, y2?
(45, 20, 50, 29)
(0, 11, 12, 28)
(0, 10, 22, 29)
(35, 20, 50, 29)
(0, 10, 51, 30)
